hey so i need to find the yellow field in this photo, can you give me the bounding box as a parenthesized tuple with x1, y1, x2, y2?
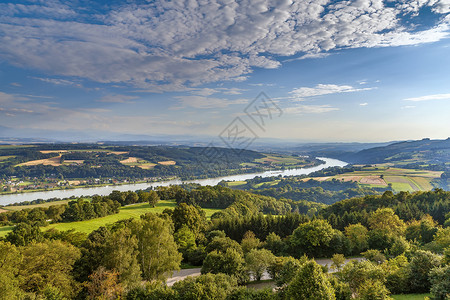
(3, 199, 73, 211)
(120, 157, 138, 164)
(158, 160, 176, 165)
(18, 156, 62, 166)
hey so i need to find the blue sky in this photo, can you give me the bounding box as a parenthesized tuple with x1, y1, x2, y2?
(0, 0, 449, 142)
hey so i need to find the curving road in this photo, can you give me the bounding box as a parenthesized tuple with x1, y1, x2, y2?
(167, 257, 364, 286)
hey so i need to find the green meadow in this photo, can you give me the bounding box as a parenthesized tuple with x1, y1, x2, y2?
(0, 200, 223, 237)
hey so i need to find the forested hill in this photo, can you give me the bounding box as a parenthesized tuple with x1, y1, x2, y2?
(0, 144, 321, 182)
(336, 138, 450, 166)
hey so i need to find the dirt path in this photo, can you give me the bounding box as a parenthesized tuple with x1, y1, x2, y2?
(166, 257, 364, 285)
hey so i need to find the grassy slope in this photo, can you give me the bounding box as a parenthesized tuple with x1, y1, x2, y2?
(0, 200, 223, 237)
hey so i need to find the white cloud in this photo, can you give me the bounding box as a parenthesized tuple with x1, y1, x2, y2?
(360, 102, 369, 106)
(98, 94, 138, 103)
(33, 77, 83, 88)
(404, 93, 450, 101)
(0, 0, 449, 88)
(173, 95, 247, 109)
(290, 84, 373, 99)
(284, 104, 339, 114)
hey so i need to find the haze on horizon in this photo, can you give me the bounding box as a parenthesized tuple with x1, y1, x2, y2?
(0, 0, 449, 143)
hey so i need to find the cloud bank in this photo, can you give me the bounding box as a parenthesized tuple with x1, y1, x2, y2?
(0, 0, 449, 90)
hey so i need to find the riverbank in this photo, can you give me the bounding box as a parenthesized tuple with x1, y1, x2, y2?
(0, 157, 347, 206)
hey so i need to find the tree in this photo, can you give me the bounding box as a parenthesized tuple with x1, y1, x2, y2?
(285, 261, 336, 300)
(148, 190, 160, 207)
(174, 225, 196, 260)
(206, 236, 243, 255)
(357, 279, 392, 300)
(241, 231, 261, 254)
(201, 248, 248, 283)
(339, 260, 386, 298)
(264, 232, 285, 256)
(0, 241, 24, 300)
(130, 213, 182, 282)
(408, 250, 441, 293)
(291, 219, 336, 257)
(344, 223, 368, 254)
(245, 249, 276, 281)
(429, 265, 450, 300)
(102, 227, 142, 288)
(331, 254, 345, 271)
(172, 273, 237, 300)
(362, 249, 386, 264)
(172, 203, 207, 240)
(368, 208, 405, 237)
(85, 267, 124, 300)
(19, 240, 81, 298)
(5, 222, 43, 246)
(268, 256, 307, 287)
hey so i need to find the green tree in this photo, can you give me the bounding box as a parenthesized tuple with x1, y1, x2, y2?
(201, 248, 248, 283)
(19, 240, 81, 298)
(5, 222, 43, 246)
(148, 190, 160, 207)
(339, 260, 386, 298)
(408, 250, 441, 293)
(362, 249, 386, 264)
(245, 249, 276, 281)
(206, 236, 243, 255)
(172, 273, 237, 300)
(358, 279, 392, 300)
(172, 203, 207, 240)
(345, 223, 368, 254)
(174, 225, 197, 260)
(268, 256, 307, 287)
(130, 213, 182, 282)
(291, 219, 336, 257)
(285, 261, 336, 300)
(368, 208, 405, 237)
(0, 241, 24, 300)
(103, 227, 142, 288)
(429, 265, 450, 300)
(331, 254, 346, 271)
(264, 232, 285, 256)
(241, 231, 261, 254)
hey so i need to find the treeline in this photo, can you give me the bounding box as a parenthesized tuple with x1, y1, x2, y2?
(322, 189, 450, 230)
(157, 185, 324, 217)
(229, 175, 383, 205)
(0, 190, 158, 226)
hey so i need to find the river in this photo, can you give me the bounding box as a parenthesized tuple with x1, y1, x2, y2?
(0, 157, 347, 206)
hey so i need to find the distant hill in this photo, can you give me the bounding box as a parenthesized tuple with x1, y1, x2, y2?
(341, 138, 450, 165)
(290, 142, 395, 158)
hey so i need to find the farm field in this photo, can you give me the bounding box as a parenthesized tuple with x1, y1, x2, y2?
(0, 200, 222, 237)
(2, 199, 75, 211)
(120, 157, 156, 169)
(228, 166, 443, 193)
(328, 166, 442, 192)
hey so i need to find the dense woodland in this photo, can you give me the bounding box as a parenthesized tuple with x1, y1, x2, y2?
(1, 185, 449, 299)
